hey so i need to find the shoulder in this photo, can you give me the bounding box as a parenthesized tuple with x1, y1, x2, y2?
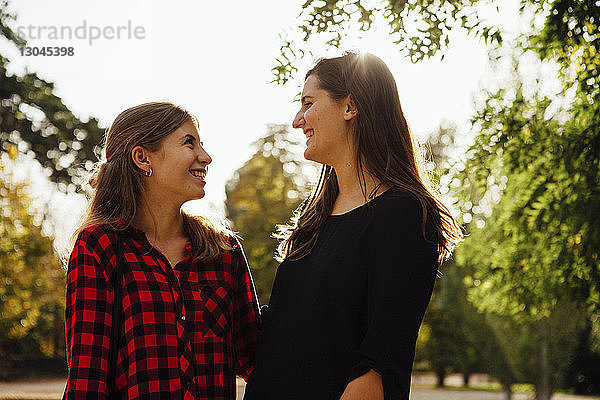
(376, 188, 421, 209)
(71, 224, 121, 274)
(227, 234, 247, 261)
(75, 224, 119, 252)
(227, 234, 242, 250)
(366, 189, 439, 263)
(225, 235, 252, 271)
(209, 234, 243, 263)
(364, 188, 440, 250)
(370, 189, 423, 228)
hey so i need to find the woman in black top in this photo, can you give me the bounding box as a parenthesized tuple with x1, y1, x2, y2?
(243, 52, 463, 400)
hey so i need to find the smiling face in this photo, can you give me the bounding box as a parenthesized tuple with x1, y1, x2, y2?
(135, 119, 212, 206)
(292, 75, 356, 166)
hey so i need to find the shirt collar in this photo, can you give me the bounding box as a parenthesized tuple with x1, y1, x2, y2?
(115, 219, 193, 256)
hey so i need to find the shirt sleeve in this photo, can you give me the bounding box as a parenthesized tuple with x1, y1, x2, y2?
(347, 194, 438, 399)
(230, 237, 262, 380)
(64, 228, 116, 400)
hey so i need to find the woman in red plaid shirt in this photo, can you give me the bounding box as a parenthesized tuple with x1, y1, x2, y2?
(63, 102, 261, 400)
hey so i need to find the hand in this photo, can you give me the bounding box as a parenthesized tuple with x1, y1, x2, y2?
(339, 369, 383, 400)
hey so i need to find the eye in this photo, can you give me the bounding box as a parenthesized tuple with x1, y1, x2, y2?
(303, 102, 313, 109)
(184, 136, 194, 145)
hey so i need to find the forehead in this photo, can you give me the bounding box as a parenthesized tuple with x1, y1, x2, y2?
(172, 120, 199, 138)
(302, 75, 322, 96)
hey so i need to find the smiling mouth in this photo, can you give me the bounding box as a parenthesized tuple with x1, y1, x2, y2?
(189, 169, 206, 179)
(305, 129, 314, 139)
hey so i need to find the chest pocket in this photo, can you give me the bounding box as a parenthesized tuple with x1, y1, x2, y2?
(188, 280, 232, 338)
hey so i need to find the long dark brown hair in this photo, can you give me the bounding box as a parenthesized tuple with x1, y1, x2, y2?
(73, 102, 231, 261)
(276, 52, 462, 262)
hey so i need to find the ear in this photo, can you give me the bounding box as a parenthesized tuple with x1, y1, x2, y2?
(131, 145, 151, 173)
(342, 95, 358, 121)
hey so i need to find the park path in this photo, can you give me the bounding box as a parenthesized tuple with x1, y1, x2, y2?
(0, 378, 599, 400)
(411, 388, 600, 400)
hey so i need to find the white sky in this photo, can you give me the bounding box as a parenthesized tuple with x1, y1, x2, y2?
(0, 0, 525, 250)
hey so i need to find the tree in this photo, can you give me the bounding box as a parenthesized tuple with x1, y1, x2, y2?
(478, 300, 586, 399)
(0, 1, 104, 193)
(419, 261, 490, 388)
(0, 2, 98, 375)
(422, 261, 508, 388)
(0, 0, 25, 48)
(452, 62, 598, 398)
(0, 147, 65, 370)
(565, 320, 600, 396)
(460, 4, 600, 397)
(273, 1, 598, 84)
(273, 0, 504, 83)
(225, 124, 311, 304)
(417, 123, 464, 386)
(416, 123, 510, 391)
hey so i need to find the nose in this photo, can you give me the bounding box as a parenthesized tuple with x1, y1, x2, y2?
(292, 109, 305, 129)
(198, 145, 212, 166)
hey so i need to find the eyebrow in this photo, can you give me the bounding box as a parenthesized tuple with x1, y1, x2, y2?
(181, 134, 205, 147)
(301, 95, 314, 103)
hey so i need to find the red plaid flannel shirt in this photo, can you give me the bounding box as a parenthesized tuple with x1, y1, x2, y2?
(63, 222, 261, 399)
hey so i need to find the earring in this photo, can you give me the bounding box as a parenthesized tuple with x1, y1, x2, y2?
(145, 167, 153, 177)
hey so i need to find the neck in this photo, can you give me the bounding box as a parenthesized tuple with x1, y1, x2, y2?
(132, 192, 186, 243)
(333, 158, 384, 202)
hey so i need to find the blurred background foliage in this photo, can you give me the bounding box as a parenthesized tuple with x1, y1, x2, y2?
(0, 148, 65, 378)
(1, 0, 599, 398)
(225, 124, 314, 303)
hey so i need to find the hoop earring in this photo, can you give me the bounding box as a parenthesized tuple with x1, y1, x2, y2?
(145, 167, 153, 177)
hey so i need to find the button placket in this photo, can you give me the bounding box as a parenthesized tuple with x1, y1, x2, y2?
(157, 257, 189, 335)
(155, 249, 197, 394)
(171, 266, 194, 371)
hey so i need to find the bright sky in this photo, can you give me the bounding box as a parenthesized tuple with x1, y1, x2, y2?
(0, 0, 525, 250)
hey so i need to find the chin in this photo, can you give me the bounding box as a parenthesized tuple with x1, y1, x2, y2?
(304, 149, 328, 165)
(186, 190, 206, 202)
(303, 148, 318, 163)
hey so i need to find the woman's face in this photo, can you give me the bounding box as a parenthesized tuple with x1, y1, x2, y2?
(292, 75, 355, 166)
(144, 120, 212, 205)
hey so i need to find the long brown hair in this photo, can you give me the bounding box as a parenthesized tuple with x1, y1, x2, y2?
(74, 102, 231, 261)
(276, 52, 462, 262)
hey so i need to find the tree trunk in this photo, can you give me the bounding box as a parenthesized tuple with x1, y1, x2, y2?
(53, 306, 61, 356)
(462, 371, 470, 387)
(536, 318, 552, 400)
(436, 368, 446, 387)
(503, 383, 513, 400)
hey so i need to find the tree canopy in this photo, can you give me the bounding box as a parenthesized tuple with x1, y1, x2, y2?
(0, 2, 104, 193)
(0, 149, 65, 364)
(274, 0, 598, 84)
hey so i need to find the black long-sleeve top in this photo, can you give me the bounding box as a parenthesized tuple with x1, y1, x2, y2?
(243, 189, 439, 400)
